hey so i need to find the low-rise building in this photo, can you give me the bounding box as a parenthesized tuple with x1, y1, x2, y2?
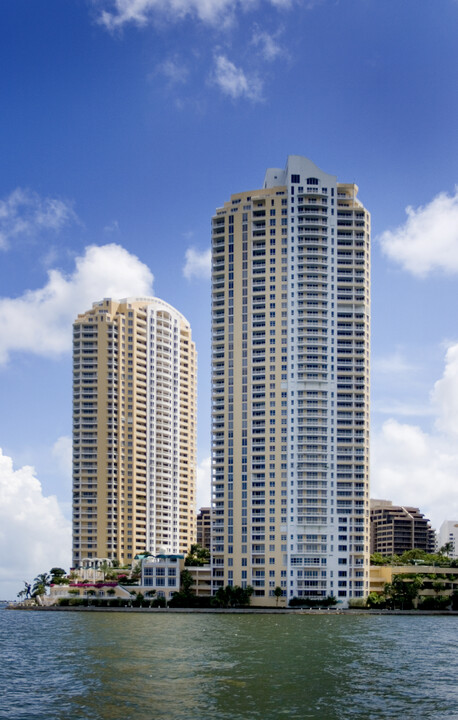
(370, 564, 458, 607)
(48, 582, 132, 605)
(189, 565, 212, 597)
(141, 554, 184, 601)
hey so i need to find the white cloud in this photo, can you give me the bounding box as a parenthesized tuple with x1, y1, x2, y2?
(379, 188, 458, 276)
(52, 436, 72, 478)
(432, 343, 458, 437)
(96, 0, 286, 29)
(213, 54, 263, 101)
(371, 342, 458, 529)
(103, 219, 120, 233)
(371, 420, 458, 531)
(196, 454, 211, 509)
(183, 246, 211, 280)
(372, 350, 417, 375)
(0, 243, 154, 365)
(157, 58, 189, 84)
(251, 27, 283, 60)
(372, 399, 433, 418)
(0, 449, 71, 600)
(0, 188, 77, 250)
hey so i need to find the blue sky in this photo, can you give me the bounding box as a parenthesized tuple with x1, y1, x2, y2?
(0, 0, 457, 598)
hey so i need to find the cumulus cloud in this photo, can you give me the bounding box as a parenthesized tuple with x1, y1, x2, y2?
(196, 454, 211, 509)
(52, 436, 73, 478)
(371, 341, 458, 529)
(96, 0, 287, 29)
(432, 343, 458, 437)
(379, 188, 458, 276)
(0, 188, 77, 250)
(371, 420, 458, 530)
(0, 449, 71, 600)
(212, 54, 263, 101)
(0, 243, 154, 365)
(183, 246, 211, 280)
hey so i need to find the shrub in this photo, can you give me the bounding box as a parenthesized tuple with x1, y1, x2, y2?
(289, 595, 337, 608)
(151, 597, 167, 608)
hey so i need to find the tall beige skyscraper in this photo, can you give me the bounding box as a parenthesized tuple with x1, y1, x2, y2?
(211, 156, 370, 607)
(72, 297, 197, 567)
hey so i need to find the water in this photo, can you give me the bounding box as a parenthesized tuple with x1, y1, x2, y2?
(1, 609, 457, 720)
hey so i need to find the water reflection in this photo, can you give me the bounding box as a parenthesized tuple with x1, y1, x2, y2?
(1, 611, 457, 720)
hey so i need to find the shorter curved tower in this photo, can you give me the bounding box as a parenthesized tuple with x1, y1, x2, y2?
(72, 297, 197, 566)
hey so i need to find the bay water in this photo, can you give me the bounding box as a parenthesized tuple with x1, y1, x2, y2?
(1, 609, 457, 719)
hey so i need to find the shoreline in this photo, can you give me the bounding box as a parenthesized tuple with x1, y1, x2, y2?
(6, 605, 458, 616)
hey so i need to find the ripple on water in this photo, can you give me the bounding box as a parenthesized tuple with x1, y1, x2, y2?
(1, 611, 457, 720)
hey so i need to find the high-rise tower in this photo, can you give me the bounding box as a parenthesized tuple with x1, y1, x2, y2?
(211, 156, 370, 606)
(72, 297, 197, 567)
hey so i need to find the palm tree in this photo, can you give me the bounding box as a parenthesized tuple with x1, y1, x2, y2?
(440, 542, 454, 558)
(99, 561, 111, 580)
(32, 573, 51, 597)
(274, 586, 283, 607)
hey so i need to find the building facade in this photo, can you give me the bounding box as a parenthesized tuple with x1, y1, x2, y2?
(370, 500, 436, 556)
(438, 521, 458, 558)
(141, 554, 183, 600)
(72, 297, 197, 567)
(196, 507, 211, 550)
(211, 156, 371, 606)
(369, 564, 458, 608)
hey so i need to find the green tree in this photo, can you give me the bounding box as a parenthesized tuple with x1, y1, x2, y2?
(50, 567, 68, 585)
(130, 563, 142, 582)
(273, 587, 283, 607)
(151, 596, 166, 608)
(104, 570, 118, 580)
(213, 585, 253, 608)
(370, 553, 390, 566)
(185, 544, 210, 566)
(99, 561, 111, 580)
(144, 590, 156, 606)
(399, 549, 427, 564)
(387, 574, 423, 609)
(451, 590, 458, 611)
(439, 542, 454, 557)
(366, 591, 387, 608)
(133, 592, 145, 607)
(181, 569, 195, 597)
(32, 573, 51, 597)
